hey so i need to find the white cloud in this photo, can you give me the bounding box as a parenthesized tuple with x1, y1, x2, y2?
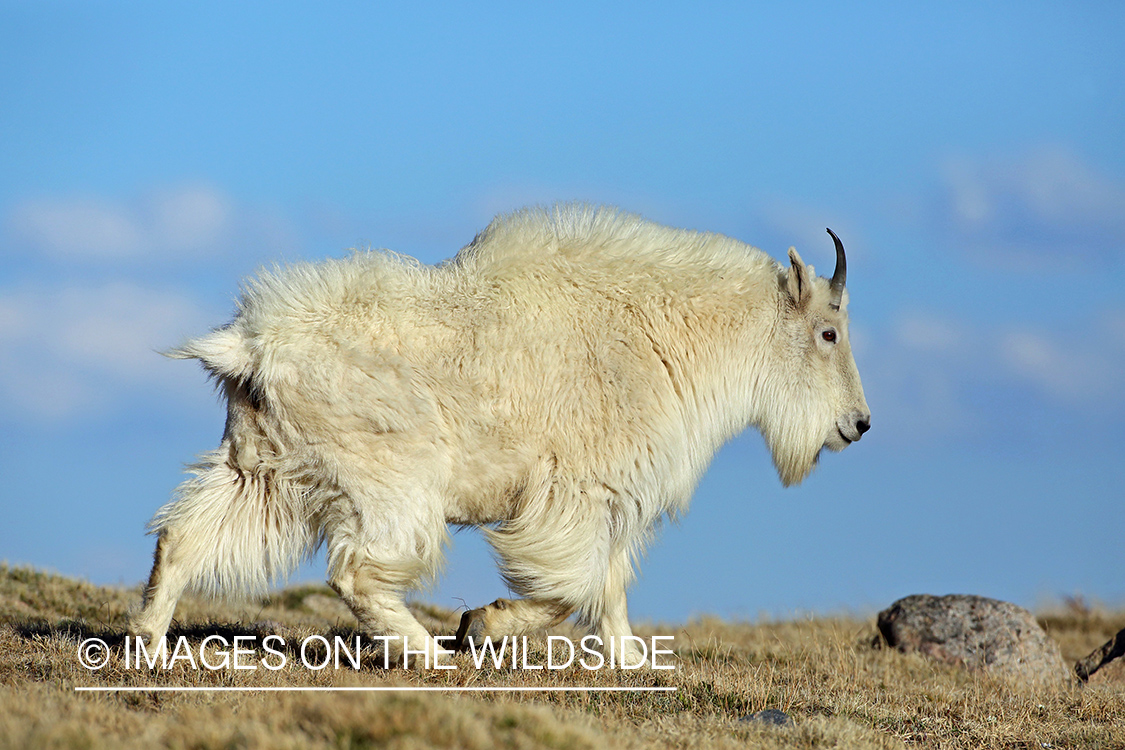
(861, 315, 980, 440)
(893, 314, 963, 354)
(0, 282, 214, 420)
(941, 147, 1125, 265)
(3, 184, 297, 264)
(0, 182, 319, 424)
(8, 198, 145, 260)
(862, 308, 1125, 443)
(54, 284, 204, 375)
(149, 185, 231, 252)
(999, 325, 1123, 405)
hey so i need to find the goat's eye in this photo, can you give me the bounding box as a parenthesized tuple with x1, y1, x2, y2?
(821, 329, 837, 343)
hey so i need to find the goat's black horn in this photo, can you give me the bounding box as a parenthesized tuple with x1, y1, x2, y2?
(826, 228, 846, 310)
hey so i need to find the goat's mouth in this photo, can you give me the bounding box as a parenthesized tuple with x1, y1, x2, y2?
(822, 428, 853, 453)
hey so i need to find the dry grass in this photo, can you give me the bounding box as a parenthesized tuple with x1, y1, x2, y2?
(1, 564, 1122, 749)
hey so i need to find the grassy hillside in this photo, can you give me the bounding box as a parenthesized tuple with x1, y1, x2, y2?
(0, 564, 1121, 749)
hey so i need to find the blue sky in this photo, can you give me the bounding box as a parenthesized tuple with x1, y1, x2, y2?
(2, 2, 1123, 622)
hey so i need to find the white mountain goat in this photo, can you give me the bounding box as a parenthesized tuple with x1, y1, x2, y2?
(131, 204, 870, 665)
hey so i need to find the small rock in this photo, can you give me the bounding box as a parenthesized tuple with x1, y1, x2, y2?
(740, 709, 792, 726)
(877, 594, 1070, 683)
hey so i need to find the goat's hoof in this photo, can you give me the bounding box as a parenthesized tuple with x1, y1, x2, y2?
(454, 608, 486, 651)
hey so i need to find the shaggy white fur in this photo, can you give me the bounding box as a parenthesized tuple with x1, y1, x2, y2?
(131, 204, 870, 664)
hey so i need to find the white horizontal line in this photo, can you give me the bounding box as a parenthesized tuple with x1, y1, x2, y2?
(75, 685, 677, 693)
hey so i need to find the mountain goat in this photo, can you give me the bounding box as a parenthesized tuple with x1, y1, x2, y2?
(131, 204, 870, 665)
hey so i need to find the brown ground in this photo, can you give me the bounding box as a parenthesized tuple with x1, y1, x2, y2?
(1, 564, 1122, 749)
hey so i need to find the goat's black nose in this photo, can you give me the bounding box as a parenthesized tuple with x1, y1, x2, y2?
(856, 418, 871, 435)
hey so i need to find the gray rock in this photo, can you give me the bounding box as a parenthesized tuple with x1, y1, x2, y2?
(740, 709, 792, 726)
(877, 594, 1070, 683)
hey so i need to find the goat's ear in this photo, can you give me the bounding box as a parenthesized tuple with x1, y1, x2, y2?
(786, 248, 813, 308)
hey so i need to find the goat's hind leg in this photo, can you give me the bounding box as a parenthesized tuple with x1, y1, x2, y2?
(130, 528, 193, 645)
(130, 447, 305, 646)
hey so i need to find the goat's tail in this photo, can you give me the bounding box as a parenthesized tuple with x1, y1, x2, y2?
(165, 325, 255, 381)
